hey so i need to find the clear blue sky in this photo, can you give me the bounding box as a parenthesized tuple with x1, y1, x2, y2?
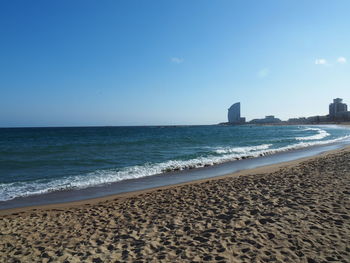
(1, 0, 349, 127)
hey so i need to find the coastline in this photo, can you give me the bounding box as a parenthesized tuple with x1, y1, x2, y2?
(219, 121, 350, 126)
(0, 144, 347, 216)
(1, 145, 350, 262)
(0, 150, 326, 216)
(1, 124, 350, 210)
(1, 138, 349, 212)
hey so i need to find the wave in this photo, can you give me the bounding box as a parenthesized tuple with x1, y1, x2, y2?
(215, 144, 272, 154)
(1, 134, 350, 202)
(295, 127, 330, 141)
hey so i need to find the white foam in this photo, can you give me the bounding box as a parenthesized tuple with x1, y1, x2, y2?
(215, 144, 272, 154)
(1, 135, 350, 202)
(295, 128, 330, 141)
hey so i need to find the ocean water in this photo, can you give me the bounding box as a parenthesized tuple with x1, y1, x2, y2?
(1, 125, 350, 202)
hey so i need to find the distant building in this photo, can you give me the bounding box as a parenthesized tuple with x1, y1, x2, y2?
(228, 102, 245, 124)
(334, 111, 350, 121)
(289, 98, 350, 124)
(329, 98, 348, 118)
(307, 115, 330, 123)
(250, 115, 281, 124)
(224, 97, 350, 126)
(287, 117, 307, 124)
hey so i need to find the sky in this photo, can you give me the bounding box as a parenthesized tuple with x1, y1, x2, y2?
(1, 0, 349, 127)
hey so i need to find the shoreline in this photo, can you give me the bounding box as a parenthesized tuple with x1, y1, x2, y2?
(1, 124, 349, 210)
(1, 144, 349, 216)
(1, 145, 350, 262)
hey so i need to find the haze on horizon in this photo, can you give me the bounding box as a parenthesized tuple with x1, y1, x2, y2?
(1, 0, 349, 127)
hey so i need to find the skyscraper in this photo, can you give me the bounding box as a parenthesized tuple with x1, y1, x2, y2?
(228, 102, 245, 124)
(329, 98, 348, 117)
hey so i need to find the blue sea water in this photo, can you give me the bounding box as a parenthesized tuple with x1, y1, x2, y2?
(0, 125, 350, 202)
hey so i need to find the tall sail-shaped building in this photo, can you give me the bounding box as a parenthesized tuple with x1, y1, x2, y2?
(228, 102, 245, 124)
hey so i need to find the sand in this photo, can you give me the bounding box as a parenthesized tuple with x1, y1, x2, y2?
(1, 147, 350, 263)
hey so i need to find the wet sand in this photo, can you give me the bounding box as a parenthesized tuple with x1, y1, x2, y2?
(1, 147, 350, 262)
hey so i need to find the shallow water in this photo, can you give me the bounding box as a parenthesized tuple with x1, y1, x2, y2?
(1, 125, 350, 202)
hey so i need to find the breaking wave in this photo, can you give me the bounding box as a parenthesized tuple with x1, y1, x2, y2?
(215, 144, 272, 154)
(295, 127, 330, 141)
(1, 134, 350, 202)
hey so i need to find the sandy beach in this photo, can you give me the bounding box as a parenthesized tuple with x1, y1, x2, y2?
(1, 146, 350, 263)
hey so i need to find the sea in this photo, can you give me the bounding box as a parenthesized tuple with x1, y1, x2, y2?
(1, 125, 350, 208)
